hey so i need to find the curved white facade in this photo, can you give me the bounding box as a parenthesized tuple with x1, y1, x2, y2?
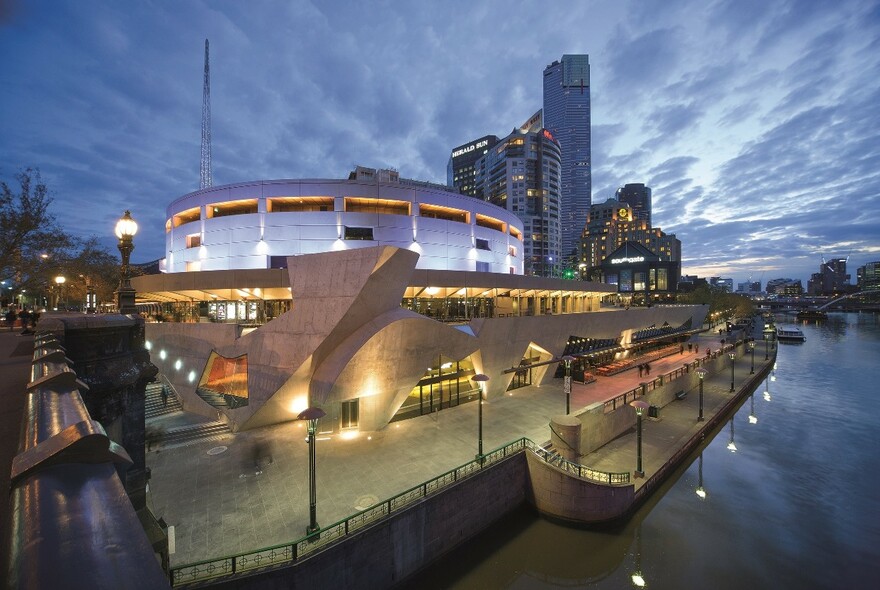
(165, 178, 524, 274)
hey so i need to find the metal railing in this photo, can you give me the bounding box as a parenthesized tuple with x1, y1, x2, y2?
(170, 437, 627, 587)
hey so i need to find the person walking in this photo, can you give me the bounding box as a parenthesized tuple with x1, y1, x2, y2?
(638, 364, 643, 378)
(160, 387, 168, 407)
(645, 363, 651, 376)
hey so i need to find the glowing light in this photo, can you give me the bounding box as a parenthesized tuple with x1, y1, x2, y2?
(696, 487, 707, 499)
(188, 370, 196, 383)
(199, 245, 207, 259)
(159, 350, 167, 360)
(289, 396, 309, 415)
(339, 430, 359, 441)
(425, 287, 439, 295)
(727, 441, 737, 452)
(174, 359, 182, 370)
(749, 415, 758, 424)
(145, 341, 152, 350)
(632, 573, 646, 587)
(764, 392, 772, 402)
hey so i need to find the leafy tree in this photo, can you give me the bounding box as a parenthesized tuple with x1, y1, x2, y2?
(1, 168, 122, 310)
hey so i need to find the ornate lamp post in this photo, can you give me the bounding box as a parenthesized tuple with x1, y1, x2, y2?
(114, 210, 138, 314)
(695, 367, 707, 421)
(54, 275, 66, 310)
(763, 326, 774, 360)
(748, 340, 756, 374)
(562, 355, 575, 414)
(728, 351, 736, 392)
(630, 400, 649, 477)
(297, 406, 326, 535)
(472, 374, 490, 462)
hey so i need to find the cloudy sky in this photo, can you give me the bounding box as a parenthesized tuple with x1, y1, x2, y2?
(1, 0, 878, 286)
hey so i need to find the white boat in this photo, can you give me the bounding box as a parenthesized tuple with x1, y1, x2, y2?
(776, 326, 806, 342)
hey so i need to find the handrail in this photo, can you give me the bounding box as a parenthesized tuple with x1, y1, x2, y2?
(170, 437, 629, 587)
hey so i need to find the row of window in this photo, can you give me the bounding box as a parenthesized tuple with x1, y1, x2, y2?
(168, 197, 519, 239)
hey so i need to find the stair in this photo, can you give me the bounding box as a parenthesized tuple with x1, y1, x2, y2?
(160, 421, 231, 448)
(145, 381, 182, 418)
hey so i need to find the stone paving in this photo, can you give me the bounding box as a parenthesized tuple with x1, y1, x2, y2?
(146, 325, 764, 567)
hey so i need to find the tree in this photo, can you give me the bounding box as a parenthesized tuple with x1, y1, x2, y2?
(1, 168, 121, 310)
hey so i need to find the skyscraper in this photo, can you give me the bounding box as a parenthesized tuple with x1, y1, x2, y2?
(474, 111, 562, 277)
(543, 55, 591, 263)
(616, 183, 652, 226)
(447, 135, 499, 199)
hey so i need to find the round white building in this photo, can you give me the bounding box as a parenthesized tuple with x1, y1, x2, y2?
(164, 170, 525, 274)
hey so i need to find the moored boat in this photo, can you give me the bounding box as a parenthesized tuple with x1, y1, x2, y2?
(777, 326, 806, 342)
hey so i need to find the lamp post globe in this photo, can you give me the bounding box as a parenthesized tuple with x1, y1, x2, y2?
(472, 374, 490, 462)
(115, 210, 139, 314)
(297, 406, 326, 536)
(54, 275, 66, 310)
(695, 367, 708, 421)
(748, 340, 756, 374)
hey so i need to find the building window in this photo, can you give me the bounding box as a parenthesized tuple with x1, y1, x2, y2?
(476, 261, 490, 272)
(344, 226, 374, 240)
(476, 238, 490, 251)
(341, 399, 359, 428)
(186, 234, 201, 249)
(508, 245, 517, 257)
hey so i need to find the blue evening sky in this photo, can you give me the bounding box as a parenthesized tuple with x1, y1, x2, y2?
(1, 0, 878, 286)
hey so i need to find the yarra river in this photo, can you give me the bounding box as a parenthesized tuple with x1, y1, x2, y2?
(410, 312, 880, 590)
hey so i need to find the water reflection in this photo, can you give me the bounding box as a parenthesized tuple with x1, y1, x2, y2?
(410, 313, 880, 589)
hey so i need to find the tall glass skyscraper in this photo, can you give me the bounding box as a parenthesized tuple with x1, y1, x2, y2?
(543, 55, 591, 263)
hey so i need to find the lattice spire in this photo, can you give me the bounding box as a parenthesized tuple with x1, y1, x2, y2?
(200, 38, 212, 189)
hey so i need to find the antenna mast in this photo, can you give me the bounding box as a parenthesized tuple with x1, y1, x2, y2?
(200, 38, 213, 189)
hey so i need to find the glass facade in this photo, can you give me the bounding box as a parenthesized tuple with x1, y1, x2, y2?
(392, 356, 478, 421)
(543, 55, 592, 261)
(197, 351, 248, 408)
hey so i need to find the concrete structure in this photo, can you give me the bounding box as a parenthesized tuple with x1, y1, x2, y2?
(133, 246, 704, 434)
(543, 54, 592, 262)
(163, 171, 524, 275)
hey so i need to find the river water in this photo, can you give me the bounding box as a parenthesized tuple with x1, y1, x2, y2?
(410, 312, 880, 590)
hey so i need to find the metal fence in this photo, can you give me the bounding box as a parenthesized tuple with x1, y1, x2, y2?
(170, 437, 626, 587)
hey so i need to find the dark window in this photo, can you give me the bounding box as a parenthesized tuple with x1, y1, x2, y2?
(344, 226, 374, 240)
(476, 238, 490, 251)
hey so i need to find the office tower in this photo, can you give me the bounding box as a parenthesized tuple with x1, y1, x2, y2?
(474, 111, 562, 277)
(543, 55, 591, 262)
(616, 183, 652, 226)
(447, 135, 499, 199)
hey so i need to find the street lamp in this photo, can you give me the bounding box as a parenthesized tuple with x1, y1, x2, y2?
(54, 275, 66, 310)
(748, 340, 755, 375)
(472, 374, 490, 462)
(728, 351, 736, 392)
(630, 400, 649, 477)
(114, 210, 138, 314)
(562, 355, 575, 414)
(695, 367, 707, 421)
(763, 326, 774, 360)
(297, 406, 326, 535)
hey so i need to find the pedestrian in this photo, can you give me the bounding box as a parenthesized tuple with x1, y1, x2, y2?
(695, 344, 699, 354)
(688, 343, 693, 352)
(680, 344, 684, 355)
(4, 308, 15, 331)
(638, 364, 643, 377)
(645, 363, 651, 376)
(160, 387, 168, 407)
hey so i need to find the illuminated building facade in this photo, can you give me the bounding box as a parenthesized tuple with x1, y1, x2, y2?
(615, 183, 652, 226)
(447, 135, 498, 199)
(579, 198, 680, 283)
(597, 242, 681, 303)
(473, 112, 563, 277)
(543, 54, 592, 262)
(164, 168, 524, 275)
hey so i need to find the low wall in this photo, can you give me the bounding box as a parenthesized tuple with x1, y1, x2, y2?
(207, 453, 529, 589)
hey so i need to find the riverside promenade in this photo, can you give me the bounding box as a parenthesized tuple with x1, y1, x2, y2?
(0, 322, 773, 580)
(144, 324, 770, 568)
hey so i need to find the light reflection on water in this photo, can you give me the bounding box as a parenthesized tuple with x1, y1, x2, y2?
(408, 313, 880, 590)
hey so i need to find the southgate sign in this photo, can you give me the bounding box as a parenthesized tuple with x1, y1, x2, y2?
(610, 256, 645, 264)
(452, 139, 489, 159)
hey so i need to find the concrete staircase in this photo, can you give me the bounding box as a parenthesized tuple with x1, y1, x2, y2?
(145, 378, 232, 450)
(145, 381, 182, 418)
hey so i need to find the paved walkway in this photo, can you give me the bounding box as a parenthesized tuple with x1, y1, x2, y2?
(0, 322, 769, 570)
(145, 324, 768, 566)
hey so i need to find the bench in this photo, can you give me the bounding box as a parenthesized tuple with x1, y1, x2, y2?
(675, 390, 687, 400)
